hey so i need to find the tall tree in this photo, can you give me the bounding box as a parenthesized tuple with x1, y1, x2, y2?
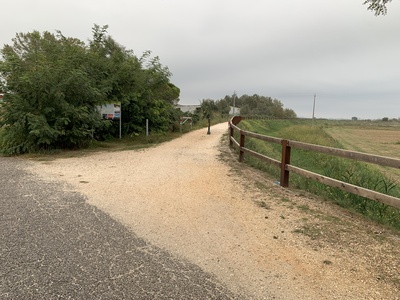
(0, 25, 181, 153)
(200, 99, 218, 118)
(0, 30, 105, 153)
(215, 98, 230, 115)
(118, 50, 180, 134)
(228, 94, 297, 118)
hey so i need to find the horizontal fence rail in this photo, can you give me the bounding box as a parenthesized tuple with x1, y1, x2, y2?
(288, 140, 400, 169)
(228, 116, 400, 209)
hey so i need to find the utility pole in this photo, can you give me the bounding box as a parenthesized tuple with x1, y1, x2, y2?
(312, 93, 316, 126)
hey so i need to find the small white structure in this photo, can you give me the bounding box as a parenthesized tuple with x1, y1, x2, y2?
(98, 104, 121, 119)
(177, 104, 201, 114)
(229, 106, 240, 116)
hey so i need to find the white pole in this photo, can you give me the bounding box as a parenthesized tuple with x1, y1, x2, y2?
(146, 119, 149, 136)
(312, 93, 316, 126)
(119, 102, 122, 139)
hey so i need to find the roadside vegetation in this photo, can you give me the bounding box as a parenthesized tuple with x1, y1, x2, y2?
(0, 116, 230, 160)
(235, 118, 400, 229)
(0, 27, 294, 157)
(0, 24, 295, 156)
(0, 25, 182, 154)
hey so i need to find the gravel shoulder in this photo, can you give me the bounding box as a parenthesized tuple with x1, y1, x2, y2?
(28, 123, 400, 299)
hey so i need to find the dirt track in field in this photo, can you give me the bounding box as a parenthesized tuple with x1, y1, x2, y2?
(30, 123, 400, 299)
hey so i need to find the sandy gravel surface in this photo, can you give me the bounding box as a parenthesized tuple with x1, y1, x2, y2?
(1, 157, 238, 299)
(29, 123, 400, 299)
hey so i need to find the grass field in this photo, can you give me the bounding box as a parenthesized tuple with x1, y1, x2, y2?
(326, 125, 400, 159)
(325, 123, 400, 183)
(236, 118, 400, 229)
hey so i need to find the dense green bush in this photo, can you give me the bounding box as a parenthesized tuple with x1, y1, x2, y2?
(0, 25, 179, 154)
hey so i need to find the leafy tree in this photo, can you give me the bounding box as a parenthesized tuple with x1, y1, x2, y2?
(215, 98, 230, 116)
(231, 94, 296, 118)
(364, 0, 393, 15)
(282, 108, 297, 119)
(198, 94, 297, 119)
(0, 30, 106, 153)
(0, 25, 181, 153)
(200, 99, 218, 119)
(118, 51, 180, 134)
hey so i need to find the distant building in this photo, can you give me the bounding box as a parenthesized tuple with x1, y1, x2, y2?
(177, 104, 201, 114)
(176, 104, 241, 116)
(229, 106, 240, 116)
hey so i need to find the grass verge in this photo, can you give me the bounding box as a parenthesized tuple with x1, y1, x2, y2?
(1, 117, 230, 160)
(236, 119, 400, 230)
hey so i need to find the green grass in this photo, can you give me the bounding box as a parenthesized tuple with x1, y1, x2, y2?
(1, 116, 230, 159)
(235, 119, 400, 230)
(0, 117, 228, 160)
(17, 132, 183, 160)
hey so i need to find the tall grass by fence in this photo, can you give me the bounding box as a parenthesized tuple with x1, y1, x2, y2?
(229, 116, 400, 228)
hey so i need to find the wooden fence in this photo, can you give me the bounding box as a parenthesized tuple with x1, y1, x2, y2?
(229, 116, 400, 209)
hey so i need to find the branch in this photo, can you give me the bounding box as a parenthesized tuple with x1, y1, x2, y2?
(363, 0, 392, 16)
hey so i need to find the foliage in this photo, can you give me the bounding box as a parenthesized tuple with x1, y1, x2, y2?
(363, 0, 392, 15)
(0, 25, 180, 153)
(87, 26, 180, 135)
(200, 99, 217, 119)
(196, 93, 297, 120)
(223, 93, 297, 118)
(89, 31, 180, 135)
(215, 98, 230, 115)
(0, 31, 105, 153)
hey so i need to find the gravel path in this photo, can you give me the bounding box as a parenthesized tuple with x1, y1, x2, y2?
(26, 123, 400, 299)
(0, 156, 240, 299)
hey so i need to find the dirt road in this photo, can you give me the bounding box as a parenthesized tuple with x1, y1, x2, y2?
(30, 123, 400, 299)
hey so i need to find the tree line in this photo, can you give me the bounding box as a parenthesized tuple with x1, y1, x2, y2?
(198, 94, 297, 119)
(0, 25, 180, 153)
(0, 25, 299, 154)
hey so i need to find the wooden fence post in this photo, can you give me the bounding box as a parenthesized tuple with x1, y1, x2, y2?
(280, 139, 291, 187)
(239, 131, 245, 162)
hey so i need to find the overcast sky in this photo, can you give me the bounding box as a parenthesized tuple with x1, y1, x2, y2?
(2, 0, 400, 119)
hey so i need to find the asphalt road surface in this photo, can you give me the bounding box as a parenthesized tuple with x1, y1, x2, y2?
(0, 157, 241, 299)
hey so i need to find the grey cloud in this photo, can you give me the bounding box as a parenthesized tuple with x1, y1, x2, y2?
(1, 0, 399, 119)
